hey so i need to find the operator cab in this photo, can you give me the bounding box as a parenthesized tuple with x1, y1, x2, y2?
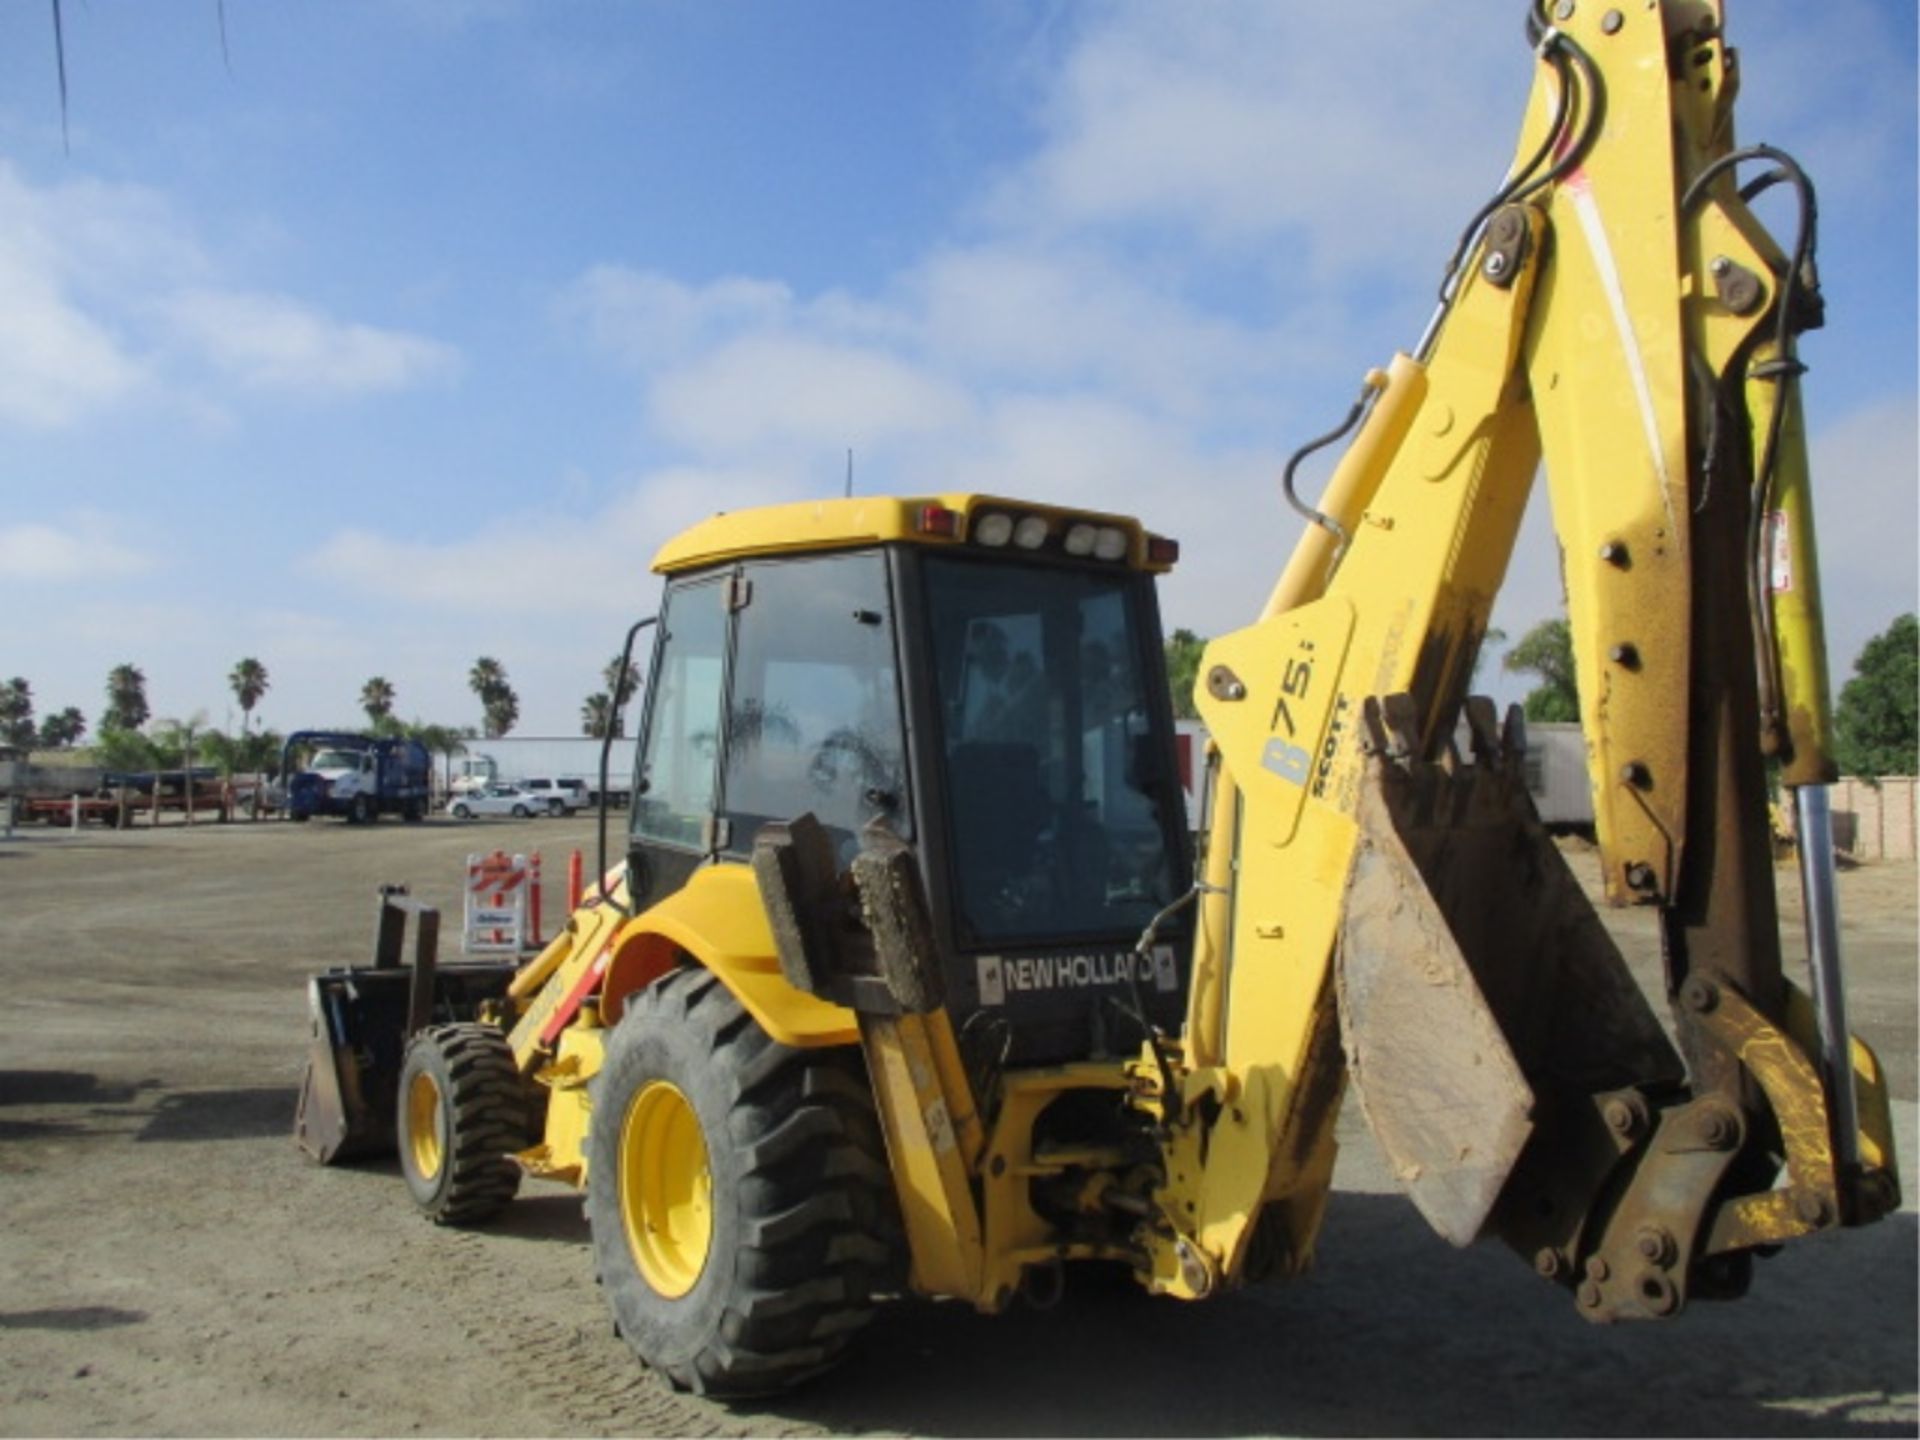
(625, 495, 1193, 1065)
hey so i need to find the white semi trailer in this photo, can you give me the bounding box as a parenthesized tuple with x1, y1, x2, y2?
(448, 735, 634, 806)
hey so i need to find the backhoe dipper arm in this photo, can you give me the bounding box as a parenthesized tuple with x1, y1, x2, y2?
(1147, 0, 1898, 1319)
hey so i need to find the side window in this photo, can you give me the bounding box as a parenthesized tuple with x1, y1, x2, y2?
(723, 552, 907, 860)
(634, 578, 727, 849)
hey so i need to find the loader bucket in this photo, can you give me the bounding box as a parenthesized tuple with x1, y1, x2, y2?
(295, 888, 522, 1164)
(1335, 699, 1683, 1246)
(295, 970, 408, 1164)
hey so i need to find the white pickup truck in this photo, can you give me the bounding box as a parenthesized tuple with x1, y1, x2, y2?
(518, 777, 589, 816)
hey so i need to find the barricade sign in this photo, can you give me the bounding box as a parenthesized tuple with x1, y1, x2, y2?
(463, 850, 543, 953)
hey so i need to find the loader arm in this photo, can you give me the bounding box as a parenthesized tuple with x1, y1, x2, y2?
(1148, 0, 1899, 1318)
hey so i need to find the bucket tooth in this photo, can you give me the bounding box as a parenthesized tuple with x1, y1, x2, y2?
(1462, 695, 1504, 767)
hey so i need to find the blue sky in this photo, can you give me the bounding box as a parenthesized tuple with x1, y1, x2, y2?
(1, 0, 1913, 740)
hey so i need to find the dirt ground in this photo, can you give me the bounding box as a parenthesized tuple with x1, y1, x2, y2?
(0, 811, 1914, 1438)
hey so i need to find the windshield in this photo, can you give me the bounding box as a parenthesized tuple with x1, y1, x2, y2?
(922, 554, 1180, 946)
(309, 749, 362, 771)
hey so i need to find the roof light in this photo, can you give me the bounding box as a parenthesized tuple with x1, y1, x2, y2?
(973, 511, 1014, 548)
(917, 504, 960, 537)
(1093, 526, 1129, 562)
(1063, 523, 1097, 557)
(1013, 515, 1050, 550)
(1147, 534, 1181, 566)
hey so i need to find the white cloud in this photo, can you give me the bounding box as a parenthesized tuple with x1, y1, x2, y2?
(911, 245, 1273, 416)
(649, 335, 976, 460)
(0, 256, 147, 428)
(558, 266, 795, 370)
(0, 160, 461, 427)
(302, 462, 808, 617)
(988, 5, 1520, 279)
(0, 164, 165, 428)
(0, 513, 154, 581)
(157, 289, 460, 395)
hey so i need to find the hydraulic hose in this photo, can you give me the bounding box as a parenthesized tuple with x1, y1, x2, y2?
(1680, 146, 1819, 762)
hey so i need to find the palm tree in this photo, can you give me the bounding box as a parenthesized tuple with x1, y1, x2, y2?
(409, 723, 469, 796)
(469, 656, 506, 704)
(360, 676, 396, 727)
(483, 689, 519, 739)
(469, 657, 518, 739)
(228, 658, 269, 734)
(582, 692, 614, 739)
(603, 655, 640, 737)
(39, 706, 86, 749)
(104, 663, 150, 732)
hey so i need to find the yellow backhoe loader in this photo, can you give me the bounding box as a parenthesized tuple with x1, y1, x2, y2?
(297, 0, 1899, 1397)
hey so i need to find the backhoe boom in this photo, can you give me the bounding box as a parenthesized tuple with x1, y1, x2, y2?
(1161, 0, 1899, 1319)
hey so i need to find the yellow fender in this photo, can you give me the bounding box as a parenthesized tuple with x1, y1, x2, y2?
(603, 863, 860, 1048)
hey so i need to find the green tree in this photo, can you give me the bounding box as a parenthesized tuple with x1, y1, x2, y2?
(1502, 618, 1579, 723)
(243, 726, 286, 775)
(1834, 614, 1918, 778)
(103, 663, 150, 732)
(94, 724, 155, 773)
(228, 658, 269, 734)
(38, 706, 86, 749)
(1163, 629, 1206, 721)
(469, 657, 518, 739)
(582, 692, 615, 739)
(148, 712, 210, 773)
(360, 676, 396, 727)
(198, 728, 241, 777)
(198, 725, 281, 777)
(0, 677, 34, 748)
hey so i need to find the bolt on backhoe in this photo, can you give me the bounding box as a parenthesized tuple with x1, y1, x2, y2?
(297, 0, 1899, 1398)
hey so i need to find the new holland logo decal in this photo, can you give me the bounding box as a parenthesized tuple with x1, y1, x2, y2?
(976, 945, 1177, 1006)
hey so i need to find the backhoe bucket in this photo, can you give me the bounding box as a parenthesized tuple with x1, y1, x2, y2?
(1335, 699, 1683, 1246)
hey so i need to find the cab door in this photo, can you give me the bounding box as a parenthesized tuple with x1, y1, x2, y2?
(628, 575, 730, 909)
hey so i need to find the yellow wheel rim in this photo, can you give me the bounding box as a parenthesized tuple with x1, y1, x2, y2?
(619, 1080, 713, 1299)
(406, 1070, 445, 1181)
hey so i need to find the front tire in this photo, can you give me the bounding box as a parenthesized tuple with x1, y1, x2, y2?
(451, 802, 471, 820)
(350, 793, 374, 824)
(512, 803, 531, 818)
(397, 1023, 531, 1225)
(587, 968, 894, 1397)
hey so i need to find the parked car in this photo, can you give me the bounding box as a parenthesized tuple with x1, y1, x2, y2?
(520, 777, 589, 816)
(446, 785, 543, 820)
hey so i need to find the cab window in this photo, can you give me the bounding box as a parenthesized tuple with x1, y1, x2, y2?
(634, 578, 727, 849)
(722, 552, 908, 863)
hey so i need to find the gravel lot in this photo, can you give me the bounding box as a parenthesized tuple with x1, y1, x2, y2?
(1, 812, 1913, 1437)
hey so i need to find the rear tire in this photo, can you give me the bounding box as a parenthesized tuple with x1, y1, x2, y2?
(350, 794, 374, 824)
(587, 967, 895, 1397)
(547, 799, 566, 817)
(451, 803, 472, 820)
(512, 803, 531, 818)
(397, 1023, 531, 1226)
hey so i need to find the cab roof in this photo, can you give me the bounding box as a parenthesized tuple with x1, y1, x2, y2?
(650, 493, 1176, 576)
